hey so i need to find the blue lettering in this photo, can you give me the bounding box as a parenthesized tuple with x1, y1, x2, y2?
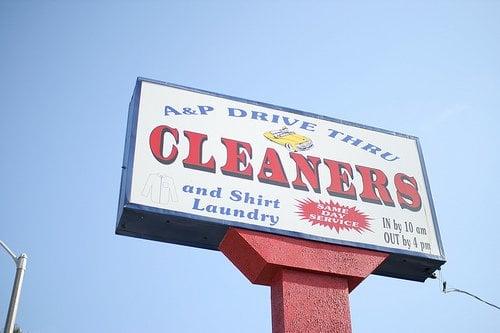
(230, 190, 242, 202)
(183, 185, 194, 193)
(198, 105, 214, 115)
(362, 143, 382, 155)
(282, 117, 299, 126)
(165, 105, 182, 116)
(251, 111, 268, 121)
(328, 129, 344, 139)
(341, 135, 363, 146)
(380, 152, 400, 162)
(300, 121, 317, 131)
(228, 107, 247, 117)
(192, 198, 205, 211)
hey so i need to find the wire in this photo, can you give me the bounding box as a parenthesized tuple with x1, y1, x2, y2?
(443, 286, 500, 311)
(439, 269, 500, 311)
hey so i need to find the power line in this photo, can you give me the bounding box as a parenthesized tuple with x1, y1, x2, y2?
(438, 269, 500, 311)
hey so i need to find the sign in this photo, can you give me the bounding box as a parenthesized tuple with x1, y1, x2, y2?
(116, 77, 446, 281)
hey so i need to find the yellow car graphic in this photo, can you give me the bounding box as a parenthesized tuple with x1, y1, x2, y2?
(263, 127, 313, 152)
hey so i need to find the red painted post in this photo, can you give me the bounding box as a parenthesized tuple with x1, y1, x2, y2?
(219, 228, 388, 333)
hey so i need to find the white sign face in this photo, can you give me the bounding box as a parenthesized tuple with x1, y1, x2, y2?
(117, 78, 445, 281)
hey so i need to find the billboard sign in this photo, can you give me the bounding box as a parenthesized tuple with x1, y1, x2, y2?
(116, 78, 445, 281)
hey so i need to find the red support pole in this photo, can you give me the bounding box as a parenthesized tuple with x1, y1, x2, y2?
(219, 228, 388, 333)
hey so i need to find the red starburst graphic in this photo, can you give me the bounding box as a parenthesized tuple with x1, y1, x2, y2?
(296, 199, 372, 233)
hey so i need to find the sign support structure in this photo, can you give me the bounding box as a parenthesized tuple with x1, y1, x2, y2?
(1, 241, 28, 333)
(220, 228, 388, 333)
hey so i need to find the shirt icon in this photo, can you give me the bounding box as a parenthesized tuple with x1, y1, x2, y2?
(141, 173, 178, 204)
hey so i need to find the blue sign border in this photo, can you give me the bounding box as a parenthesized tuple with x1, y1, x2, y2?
(116, 77, 446, 282)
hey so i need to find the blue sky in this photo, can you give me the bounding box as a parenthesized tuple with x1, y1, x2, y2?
(1, 1, 499, 332)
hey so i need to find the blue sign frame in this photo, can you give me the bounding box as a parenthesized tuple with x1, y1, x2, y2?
(116, 77, 446, 282)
